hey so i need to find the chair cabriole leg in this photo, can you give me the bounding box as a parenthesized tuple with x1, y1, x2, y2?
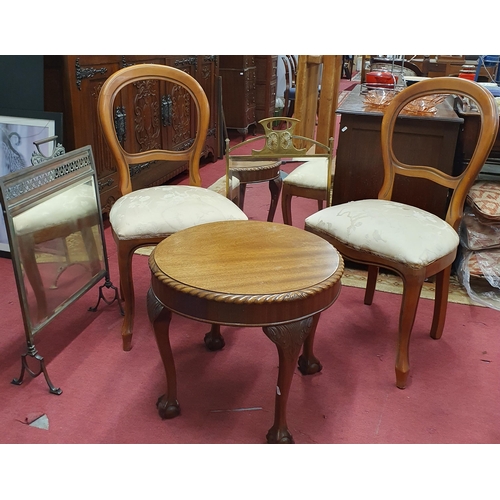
(395, 275, 424, 389)
(117, 240, 137, 351)
(364, 265, 379, 305)
(430, 266, 451, 340)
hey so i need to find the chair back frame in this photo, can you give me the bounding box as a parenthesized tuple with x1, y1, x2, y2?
(380, 77, 499, 230)
(97, 63, 210, 196)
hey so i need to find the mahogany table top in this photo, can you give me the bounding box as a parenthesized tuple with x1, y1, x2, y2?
(149, 220, 344, 326)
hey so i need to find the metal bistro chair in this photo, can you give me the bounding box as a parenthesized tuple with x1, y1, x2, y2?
(225, 116, 334, 225)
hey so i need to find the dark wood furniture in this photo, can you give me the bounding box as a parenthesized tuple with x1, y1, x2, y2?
(254, 56, 277, 132)
(409, 56, 495, 80)
(454, 95, 500, 167)
(43, 55, 220, 216)
(333, 85, 463, 218)
(148, 220, 344, 443)
(219, 55, 256, 139)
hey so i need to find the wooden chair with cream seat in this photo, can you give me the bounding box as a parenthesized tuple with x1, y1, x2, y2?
(98, 63, 248, 351)
(305, 77, 499, 389)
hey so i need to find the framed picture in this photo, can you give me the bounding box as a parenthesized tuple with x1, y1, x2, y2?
(0, 109, 63, 256)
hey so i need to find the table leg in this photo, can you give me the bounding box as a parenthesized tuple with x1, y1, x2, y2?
(147, 288, 180, 419)
(204, 324, 225, 351)
(267, 175, 283, 222)
(298, 312, 323, 375)
(263, 316, 313, 444)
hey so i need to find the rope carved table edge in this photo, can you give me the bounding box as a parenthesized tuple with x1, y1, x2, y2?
(148, 252, 345, 305)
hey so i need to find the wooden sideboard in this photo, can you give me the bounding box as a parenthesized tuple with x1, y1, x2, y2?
(219, 55, 256, 139)
(454, 96, 500, 166)
(334, 85, 463, 219)
(43, 55, 220, 215)
(255, 56, 277, 132)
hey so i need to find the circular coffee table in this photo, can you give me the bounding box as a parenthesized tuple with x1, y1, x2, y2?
(147, 220, 344, 443)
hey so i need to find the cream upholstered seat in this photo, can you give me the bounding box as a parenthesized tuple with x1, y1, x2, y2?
(14, 184, 97, 235)
(305, 77, 499, 389)
(98, 63, 247, 351)
(283, 157, 330, 190)
(281, 157, 335, 225)
(307, 199, 459, 267)
(109, 185, 244, 240)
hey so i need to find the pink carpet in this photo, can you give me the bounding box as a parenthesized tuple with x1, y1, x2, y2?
(0, 77, 498, 453)
(1, 79, 498, 495)
(0, 140, 499, 446)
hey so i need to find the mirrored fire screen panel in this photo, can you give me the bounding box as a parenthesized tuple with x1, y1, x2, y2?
(0, 146, 118, 394)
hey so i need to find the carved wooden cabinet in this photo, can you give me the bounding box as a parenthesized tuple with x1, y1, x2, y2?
(219, 55, 257, 138)
(255, 56, 277, 131)
(43, 55, 220, 215)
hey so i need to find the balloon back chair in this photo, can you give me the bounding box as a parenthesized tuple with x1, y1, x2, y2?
(98, 64, 247, 351)
(305, 77, 499, 388)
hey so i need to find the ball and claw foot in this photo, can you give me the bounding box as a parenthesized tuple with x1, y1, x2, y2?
(156, 395, 181, 419)
(266, 427, 294, 444)
(297, 354, 323, 375)
(204, 332, 225, 351)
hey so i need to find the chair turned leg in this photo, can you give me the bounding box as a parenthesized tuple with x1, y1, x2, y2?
(430, 266, 451, 340)
(364, 265, 379, 305)
(281, 185, 293, 226)
(117, 240, 137, 351)
(395, 275, 424, 389)
(267, 176, 283, 222)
